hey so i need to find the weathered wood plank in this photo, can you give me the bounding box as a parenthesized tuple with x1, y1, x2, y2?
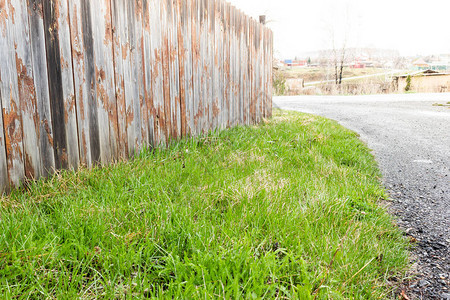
(259, 24, 267, 118)
(78, 0, 101, 164)
(120, 0, 137, 154)
(254, 20, 260, 123)
(260, 24, 265, 119)
(28, 0, 56, 175)
(191, 0, 201, 136)
(102, 0, 119, 161)
(238, 11, 244, 125)
(212, 0, 220, 131)
(249, 19, 256, 124)
(218, 0, 225, 129)
(149, 0, 165, 145)
(207, 0, 214, 132)
(244, 15, 250, 125)
(142, 0, 154, 145)
(228, 4, 234, 127)
(110, 0, 128, 158)
(133, 0, 148, 148)
(223, 1, 230, 128)
(234, 7, 239, 126)
(0, 78, 8, 193)
(87, 0, 114, 163)
(198, 0, 207, 134)
(263, 27, 269, 118)
(268, 29, 273, 117)
(160, 0, 172, 142)
(42, 0, 74, 170)
(12, 0, 41, 180)
(56, 0, 80, 169)
(235, 8, 240, 126)
(177, 0, 187, 137)
(167, 0, 181, 139)
(1, 0, 26, 188)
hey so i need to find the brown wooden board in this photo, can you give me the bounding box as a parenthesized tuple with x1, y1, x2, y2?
(149, 0, 165, 145)
(199, 0, 207, 134)
(255, 21, 261, 123)
(28, 0, 56, 176)
(110, 0, 129, 158)
(212, 0, 220, 131)
(223, 1, 230, 128)
(134, 0, 148, 148)
(262, 25, 267, 118)
(177, 0, 191, 137)
(207, 0, 214, 132)
(1, 0, 26, 188)
(234, 8, 239, 126)
(260, 24, 267, 118)
(167, 0, 181, 139)
(249, 19, 255, 124)
(91, 0, 118, 163)
(125, 0, 142, 154)
(218, 0, 225, 129)
(12, 0, 42, 180)
(79, 0, 101, 164)
(137, 0, 150, 148)
(233, 7, 238, 126)
(238, 11, 244, 125)
(41, 0, 67, 170)
(0, 83, 7, 193)
(268, 30, 273, 117)
(228, 4, 234, 127)
(244, 15, 250, 125)
(161, 0, 171, 142)
(142, 0, 155, 145)
(57, 0, 80, 169)
(191, 0, 201, 136)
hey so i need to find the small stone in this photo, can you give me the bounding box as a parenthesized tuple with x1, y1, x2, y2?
(418, 279, 429, 287)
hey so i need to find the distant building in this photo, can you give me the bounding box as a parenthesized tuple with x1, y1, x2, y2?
(393, 70, 450, 93)
(411, 56, 450, 71)
(284, 59, 307, 67)
(350, 61, 365, 69)
(411, 58, 429, 70)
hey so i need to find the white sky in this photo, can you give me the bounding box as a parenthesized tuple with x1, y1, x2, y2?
(226, 0, 450, 59)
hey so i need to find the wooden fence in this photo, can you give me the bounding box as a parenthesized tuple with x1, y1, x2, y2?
(0, 0, 273, 193)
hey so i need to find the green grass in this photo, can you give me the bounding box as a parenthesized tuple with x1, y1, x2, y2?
(0, 110, 408, 299)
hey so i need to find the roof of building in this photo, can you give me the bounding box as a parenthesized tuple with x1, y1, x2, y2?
(394, 69, 450, 78)
(412, 58, 429, 66)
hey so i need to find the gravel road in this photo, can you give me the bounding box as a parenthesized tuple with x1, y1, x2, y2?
(274, 93, 450, 299)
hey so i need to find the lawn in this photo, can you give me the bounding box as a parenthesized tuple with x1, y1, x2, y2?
(0, 110, 408, 299)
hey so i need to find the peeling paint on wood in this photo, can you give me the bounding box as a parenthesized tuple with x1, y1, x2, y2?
(1, 0, 26, 188)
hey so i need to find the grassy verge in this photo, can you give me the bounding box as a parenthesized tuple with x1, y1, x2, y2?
(0, 110, 408, 299)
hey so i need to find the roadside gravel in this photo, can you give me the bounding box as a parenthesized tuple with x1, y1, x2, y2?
(274, 93, 450, 299)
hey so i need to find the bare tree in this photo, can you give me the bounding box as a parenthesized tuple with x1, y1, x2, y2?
(323, 2, 356, 87)
(331, 33, 347, 85)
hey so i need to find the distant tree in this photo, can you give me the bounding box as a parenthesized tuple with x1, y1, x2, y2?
(333, 43, 346, 85)
(273, 61, 287, 95)
(307, 57, 311, 65)
(405, 75, 412, 92)
(322, 2, 357, 88)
